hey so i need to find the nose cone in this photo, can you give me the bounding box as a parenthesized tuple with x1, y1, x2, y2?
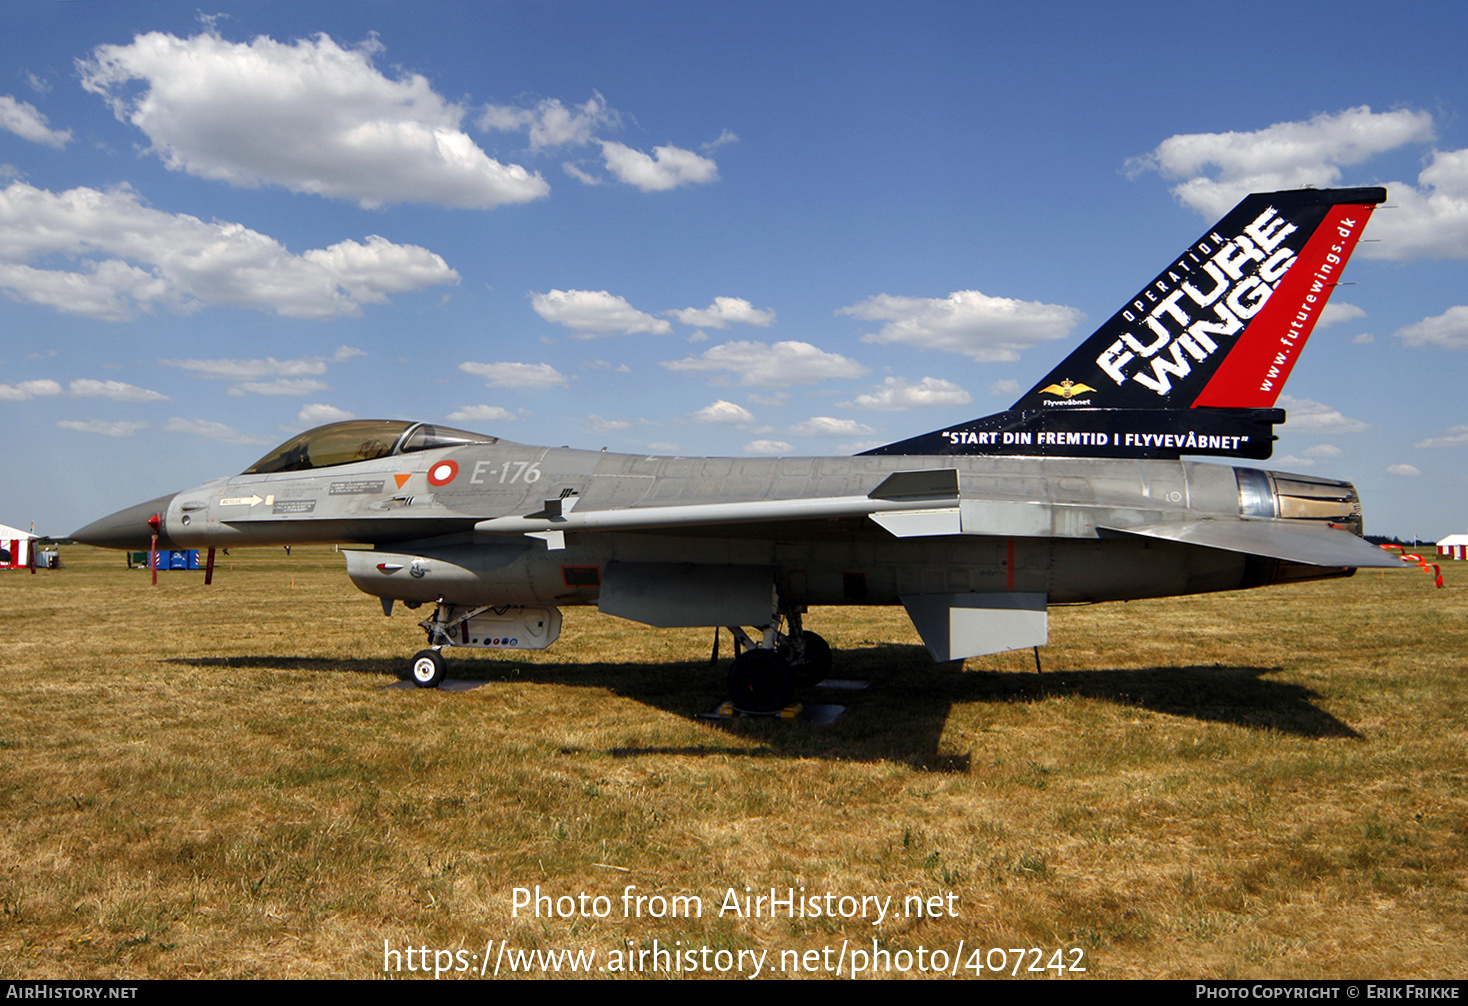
(72, 493, 179, 551)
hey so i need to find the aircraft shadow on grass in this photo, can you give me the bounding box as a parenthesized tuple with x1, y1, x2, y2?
(170, 646, 1360, 771)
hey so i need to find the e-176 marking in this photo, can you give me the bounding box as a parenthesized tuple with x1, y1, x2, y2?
(470, 461, 543, 485)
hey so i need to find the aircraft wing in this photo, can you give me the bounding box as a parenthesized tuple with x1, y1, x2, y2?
(1099, 518, 1404, 568)
(470, 464, 1400, 573)
(471, 468, 962, 543)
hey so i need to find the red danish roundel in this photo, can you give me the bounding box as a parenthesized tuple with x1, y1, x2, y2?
(427, 459, 459, 486)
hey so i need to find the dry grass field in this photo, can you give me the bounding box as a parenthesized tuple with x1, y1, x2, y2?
(1, 544, 1464, 979)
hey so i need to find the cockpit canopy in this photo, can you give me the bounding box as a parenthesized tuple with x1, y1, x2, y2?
(243, 420, 497, 475)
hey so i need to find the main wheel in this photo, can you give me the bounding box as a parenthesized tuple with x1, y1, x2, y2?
(780, 630, 833, 686)
(727, 649, 793, 713)
(410, 648, 447, 688)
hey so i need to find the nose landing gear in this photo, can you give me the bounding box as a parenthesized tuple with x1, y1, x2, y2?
(410, 648, 446, 688)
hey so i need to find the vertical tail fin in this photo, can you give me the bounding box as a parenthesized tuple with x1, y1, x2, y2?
(1012, 187, 1385, 410)
(864, 187, 1385, 460)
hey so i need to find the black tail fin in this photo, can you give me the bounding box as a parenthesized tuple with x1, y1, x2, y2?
(864, 186, 1386, 460)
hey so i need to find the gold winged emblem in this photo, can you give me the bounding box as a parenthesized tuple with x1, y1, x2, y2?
(1039, 379, 1096, 399)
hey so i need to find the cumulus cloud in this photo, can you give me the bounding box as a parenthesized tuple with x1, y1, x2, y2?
(693, 400, 755, 424)
(480, 92, 617, 151)
(459, 361, 568, 388)
(477, 92, 715, 193)
(1387, 463, 1422, 477)
(297, 403, 353, 424)
(703, 129, 738, 151)
(79, 31, 548, 209)
(561, 162, 602, 186)
(662, 340, 868, 387)
(0, 379, 63, 400)
(57, 420, 148, 437)
(163, 417, 270, 444)
(1319, 303, 1366, 329)
(1392, 306, 1468, 350)
(163, 347, 362, 389)
(1134, 108, 1468, 260)
(1369, 149, 1468, 259)
(1128, 106, 1434, 217)
(838, 291, 1083, 362)
(230, 379, 329, 396)
(1304, 444, 1343, 458)
(1415, 425, 1468, 449)
(68, 379, 168, 401)
(1278, 395, 1370, 433)
(743, 439, 792, 455)
(599, 141, 718, 192)
(0, 95, 71, 148)
(447, 405, 520, 423)
(587, 415, 634, 433)
(989, 379, 1021, 397)
(666, 297, 774, 329)
(0, 183, 458, 320)
(842, 376, 972, 411)
(0, 257, 168, 322)
(788, 416, 876, 437)
(530, 288, 671, 335)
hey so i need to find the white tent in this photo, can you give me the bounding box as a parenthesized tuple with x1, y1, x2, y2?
(1438, 533, 1468, 561)
(0, 523, 37, 569)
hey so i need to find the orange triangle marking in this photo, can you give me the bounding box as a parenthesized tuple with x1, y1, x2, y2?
(394, 473, 411, 488)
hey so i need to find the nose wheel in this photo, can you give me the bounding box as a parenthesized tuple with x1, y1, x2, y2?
(410, 648, 446, 688)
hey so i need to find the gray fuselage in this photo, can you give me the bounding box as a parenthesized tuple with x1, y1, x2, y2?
(130, 438, 1357, 612)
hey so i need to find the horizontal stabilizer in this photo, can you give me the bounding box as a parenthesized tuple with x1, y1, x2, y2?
(1099, 519, 1403, 568)
(901, 592, 1048, 662)
(870, 507, 962, 537)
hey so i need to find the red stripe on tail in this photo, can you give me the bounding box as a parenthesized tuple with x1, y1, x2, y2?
(1192, 202, 1377, 409)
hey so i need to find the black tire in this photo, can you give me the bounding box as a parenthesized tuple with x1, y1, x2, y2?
(410, 648, 447, 688)
(781, 630, 833, 686)
(727, 649, 793, 713)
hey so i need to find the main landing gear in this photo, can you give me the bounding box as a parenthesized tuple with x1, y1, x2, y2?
(399, 596, 834, 715)
(723, 609, 833, 714)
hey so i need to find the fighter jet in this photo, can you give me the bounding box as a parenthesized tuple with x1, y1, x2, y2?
(75, 187, 1402, 712)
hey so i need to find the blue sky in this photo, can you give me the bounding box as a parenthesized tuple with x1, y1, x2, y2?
(2, 1, 1466, 540)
